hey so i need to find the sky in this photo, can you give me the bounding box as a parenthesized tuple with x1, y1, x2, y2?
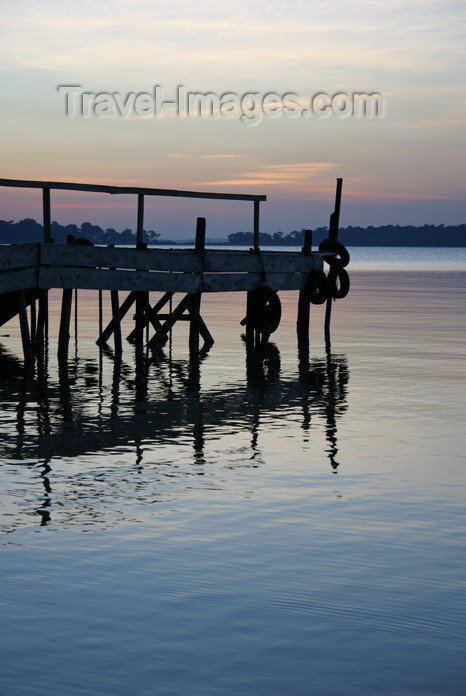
(0, 0, 465, 239)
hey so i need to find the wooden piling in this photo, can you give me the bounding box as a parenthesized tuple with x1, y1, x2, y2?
(36, 290, 48, 354)
(42, 188, 52, 243)
(188, 217, 206, 356)
(30, 296, 37, 344)
(58, 289, 73, 358)
(297, 229, 312, 348)
(324, 179, 343, 350)
(17, 291, 33, 363)
(111, 290, 122, 354)
(189, 293, 201, 356)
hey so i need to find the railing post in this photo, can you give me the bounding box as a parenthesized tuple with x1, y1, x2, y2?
(253, 200, 260, 253)
(137, 193, 144, 248)
(329, 177, 342, 241)
(194, 216, 206, 253)
(42, 188, 52, 243)
(302, 229, 312, 255)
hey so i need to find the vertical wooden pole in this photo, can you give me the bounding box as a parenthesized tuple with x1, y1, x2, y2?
(98, 289, 103, 338)
(137, 194, 144, 249)
(302, 229, 312, 255)
(297, 229, 312, 347)
(17, 291, 33, 363)
(135, 293, 145, 350)
(329, 178, 343, 241)
(35, 238, 48, 394)
(30, 296, 37, 344)
(245, 291, 255, 346)
(324, 178, 343, 350)
(297, 289, 310, 344)
(58, 289, 73, 358)
(189, 293, 201, 356)
(324, 275, 334, 351)
(136, 197, 147, 350)
(194, 216, 206, 253)
(42, 188, 52, 243)
(189, 217, 205, 357)
(111, 290, 122, 354)
(36, 289, 48, 355)
(253, 200, 260, 253)
(74, 288, 78, 340)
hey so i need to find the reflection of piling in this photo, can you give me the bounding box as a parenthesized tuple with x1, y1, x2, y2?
(0, 332, 349, 481)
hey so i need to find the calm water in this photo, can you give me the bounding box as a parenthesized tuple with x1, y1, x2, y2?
(0, 248, 465, 695)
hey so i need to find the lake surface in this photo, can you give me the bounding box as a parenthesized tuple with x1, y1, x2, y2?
(0, 248, 465, 695)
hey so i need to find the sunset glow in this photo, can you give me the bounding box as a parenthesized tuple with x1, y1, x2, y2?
(1, 0, 464, 238)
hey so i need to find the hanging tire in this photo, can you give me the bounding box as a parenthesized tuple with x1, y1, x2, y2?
(249, 286, 282, 334)
(306, 269, 328, 304)
(330, 267, 350, 299)
(319, 239, 350, 268)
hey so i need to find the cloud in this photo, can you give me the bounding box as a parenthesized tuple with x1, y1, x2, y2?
(199, 162, 340, 195)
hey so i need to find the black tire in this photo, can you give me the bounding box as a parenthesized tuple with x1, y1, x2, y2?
(250, 286, 282, 334)
(330, 267, 350, 299)
(306, 269, 328, 305)
(319, 239, 350, 268)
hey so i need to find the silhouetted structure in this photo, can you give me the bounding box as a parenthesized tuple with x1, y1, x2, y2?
(0, 177, 349, 364)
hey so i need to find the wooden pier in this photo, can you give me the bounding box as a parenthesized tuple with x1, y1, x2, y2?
(0, 177, 350, 363)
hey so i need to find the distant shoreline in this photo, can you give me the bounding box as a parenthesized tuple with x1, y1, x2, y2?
(1, 218, 465, 247)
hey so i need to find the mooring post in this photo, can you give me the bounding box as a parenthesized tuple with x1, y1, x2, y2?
(324, 178, 343, 350)
(189, 217, 206, 356)
(58, 289, 73, 358)
(297, 229, 313, 349)
(329, 178, 342, 241)
(135, 262, 147, 352)
(135, 195, 148, 350)
(39, 187, 52, 352)
(243, 203, 261, 346)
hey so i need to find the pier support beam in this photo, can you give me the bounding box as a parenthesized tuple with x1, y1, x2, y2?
(297, 229, 313, 351)
(17, 291, 33, 364)
(58, 289, 73, 358)
(110, 289, 122, 354)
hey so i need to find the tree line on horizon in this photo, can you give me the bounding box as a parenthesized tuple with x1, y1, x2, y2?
(0, 218, 465, 247)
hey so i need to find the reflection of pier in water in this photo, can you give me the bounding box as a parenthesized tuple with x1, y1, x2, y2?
(0, 341, 348, 528)
(1, 343, 348, 465)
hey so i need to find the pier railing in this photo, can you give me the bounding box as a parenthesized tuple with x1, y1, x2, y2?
(0, 178, 266, 250)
